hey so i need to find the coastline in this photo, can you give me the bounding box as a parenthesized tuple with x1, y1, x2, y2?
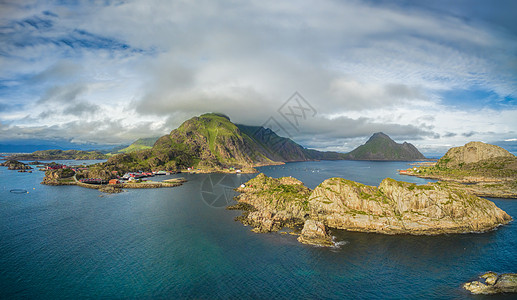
(400, 171, 517, 198)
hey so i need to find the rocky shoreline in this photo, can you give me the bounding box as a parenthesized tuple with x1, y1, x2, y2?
(229, 174, 512, 247)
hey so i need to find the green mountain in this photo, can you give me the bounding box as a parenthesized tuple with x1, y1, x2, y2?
(344, 132, 426, 161)
(103, 113, 344, 173)
(117, 137, 160, 153)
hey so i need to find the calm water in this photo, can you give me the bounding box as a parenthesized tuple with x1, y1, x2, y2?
(1, 160, 515, 299)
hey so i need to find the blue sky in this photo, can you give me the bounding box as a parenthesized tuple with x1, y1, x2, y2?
(0, 0, 516, 154)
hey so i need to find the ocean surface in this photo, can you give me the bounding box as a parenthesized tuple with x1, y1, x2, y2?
(1, 160, 516, 299)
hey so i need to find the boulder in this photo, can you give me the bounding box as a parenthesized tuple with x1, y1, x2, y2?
(464, 272, 517, 294)
(297, 220, 333, 246)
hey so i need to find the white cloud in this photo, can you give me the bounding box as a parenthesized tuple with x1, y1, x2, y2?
(0, 0, 515, 152)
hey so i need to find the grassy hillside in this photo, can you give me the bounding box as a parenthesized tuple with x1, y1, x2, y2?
(7, 149, 107, 160)
(98, 113, 347, 173)
(117, 137, 160, 153)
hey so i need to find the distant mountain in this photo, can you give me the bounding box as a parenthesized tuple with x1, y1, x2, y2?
(343, 132, 426, 161)
(104, 113, 344, 173)
(236, 125, 346, 162)
(116, 137, 160, 153)
(0, 139, 115, 153)
(7, 149, 108, 161)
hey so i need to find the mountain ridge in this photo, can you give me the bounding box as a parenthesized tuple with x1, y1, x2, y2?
(343, 131, 426, 161)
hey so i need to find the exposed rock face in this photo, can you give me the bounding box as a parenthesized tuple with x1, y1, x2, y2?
(464, 272, 517, 294)
(406, 142, 517, 197)
(234, 173, 310, 233)
(297, 220, 333, 246)
(343, 132, 426, 161)
(0, 160, 32, 170)
(102, 113, 346, 174)
(99, 185, 122, 193)
(437, 141, 515, 168)
(309, 177, 511, 234)
(41, 168, 75, 185)
(231, 174, 512, 246)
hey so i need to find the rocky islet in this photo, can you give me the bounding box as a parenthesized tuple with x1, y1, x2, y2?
(231, 174, 512, 247)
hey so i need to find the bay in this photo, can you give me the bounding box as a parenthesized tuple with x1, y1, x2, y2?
(0, 160, 515, 299)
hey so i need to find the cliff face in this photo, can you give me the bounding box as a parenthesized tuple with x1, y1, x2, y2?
(232, 174, 512, 246)
(344, 132, 426, 161)
(406, 142, 517, 198)
(437, 141, 515, 168)
(234, 173, 311, 233)
(237, 125, 346, 162)
(105, 113, 345, 173)
(309, 177, 511, 234)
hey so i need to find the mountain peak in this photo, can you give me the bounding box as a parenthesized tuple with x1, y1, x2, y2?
(368, 132, 392, 142)
(345, 132, 425, 161)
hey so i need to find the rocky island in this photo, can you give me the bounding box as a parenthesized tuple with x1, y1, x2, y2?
(0, 160, 33, 171)
(464, 272, 517, 294)
(231, 174, 512, 246)
(401, 142, 517, 198)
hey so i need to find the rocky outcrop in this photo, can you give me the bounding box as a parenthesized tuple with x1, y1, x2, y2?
(297, 220, 333, 246)
(231, 174, 512, 246)
(0, 160, 32, 170)
(309, 177, 511, 234)
(464, 272, 517, 294)
(437, 141, 514, 168)
(41, 168, 76, 185)
(233, 173, 310, 233)
(99, 185, 122, 193)
(405, 142, 517, 198)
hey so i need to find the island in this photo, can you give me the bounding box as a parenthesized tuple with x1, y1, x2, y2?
(464, 272, 517, 294)
(230, 173, 512, 246)
(400, 141, 517, 198)
(0, 160, 33, 171)
(6, 149, 108, 161)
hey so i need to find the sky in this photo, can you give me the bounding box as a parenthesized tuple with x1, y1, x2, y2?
(1, 0, 516, 155)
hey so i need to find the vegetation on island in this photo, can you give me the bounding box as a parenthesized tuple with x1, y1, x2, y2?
(115, 137, 160, 154)
(404, 142, 517, 197)
(231, 173, 511, 246)
(7, 149, 107, 161)
(0, 160, 32, 170)
(68, 113, 350, 178)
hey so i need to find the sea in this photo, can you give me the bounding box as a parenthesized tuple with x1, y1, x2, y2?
(1, 160, 516, 299)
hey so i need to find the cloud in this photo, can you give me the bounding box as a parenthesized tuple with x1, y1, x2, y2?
(0, 0, 516, 153)
(63, 102, 100, 116)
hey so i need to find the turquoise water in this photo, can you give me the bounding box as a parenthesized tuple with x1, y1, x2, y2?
(1, 160, 515, 299)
